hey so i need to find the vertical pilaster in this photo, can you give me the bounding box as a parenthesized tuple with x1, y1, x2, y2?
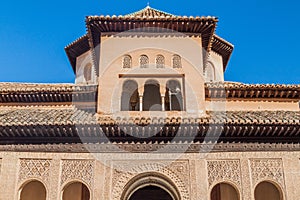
(0, 152, 18, 200)
(240, 157, 252, 200)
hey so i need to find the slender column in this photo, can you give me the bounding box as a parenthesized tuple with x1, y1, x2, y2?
(161, 95, 165, 111)
(139, 95, 143, 111)
(169, 92, 172, 111)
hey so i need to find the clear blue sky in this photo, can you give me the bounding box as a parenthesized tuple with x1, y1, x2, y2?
(0, 0, 299, 84)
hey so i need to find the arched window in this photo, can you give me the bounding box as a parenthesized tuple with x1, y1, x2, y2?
(205, 62, 215, 82)
(62, 182, 90, 200)
(123, 55, 132, 68)
(121, 80, 139, 111)
(156, 55, 165, 68)
(140, 55, 149, 68)
(143, 80, 162, 111)
(20, 180, 46, 200)
(172, 54, 181, 68)
(165, 80, 183, 111)
(211, 182, 239, 200)
(84, 64, 92, 82)
(254, 181, 282, 200)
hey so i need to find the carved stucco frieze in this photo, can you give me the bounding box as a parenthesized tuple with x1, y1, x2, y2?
(111, 161, 190, 200)
(61, 159, 95, 187)
(249, 158, 284, 187)
(207, 160, 241, 188)
(19, 159, 51, 183)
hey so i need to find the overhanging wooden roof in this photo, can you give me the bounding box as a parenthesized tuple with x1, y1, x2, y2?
(65, 35, 90, 73)
(66, 7, 234, 74)
(0, 107, 299, 144)
(206, 82, 300, 100)
(0, 83, 98, 104)
(84, 7, 217, 75)
(212, 35, 234, 71)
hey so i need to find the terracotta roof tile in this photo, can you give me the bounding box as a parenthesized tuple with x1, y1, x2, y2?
(0, 83, 98, 104)
(0, 82, 74, 92)
(1, 107, 298, 126)
(0, 107, 97, 126)
(212, 35, 234, 70)
(125, 6, 176, 18)
(205, 82, 300, 99)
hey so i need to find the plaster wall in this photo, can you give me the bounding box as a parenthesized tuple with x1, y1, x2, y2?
(0, 150, 299, 200)
(208, 51, 224, 82)
(75, 50, 97, 84)
(97, 35, 206, 116)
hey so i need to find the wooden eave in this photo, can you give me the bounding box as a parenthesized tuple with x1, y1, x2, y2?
(212, 35, 234, 71)
(65, 35, 90, 73)
(205, 82, 300, 100)
(0, 108, 299, 144)
(0, 84, 98, 104)
(0, 123, 299, 144)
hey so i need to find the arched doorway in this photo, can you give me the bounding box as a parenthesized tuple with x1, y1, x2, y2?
(62, 182, 90, 200)
(254, 181, 282, 200)
(19, 180, 46, 200)
(121, 80, 139, 111)
(143, 80, 162, 111)
(211, 182, 239, 200)
(121, 172, 181, 200)
(129, 185, 173, 200)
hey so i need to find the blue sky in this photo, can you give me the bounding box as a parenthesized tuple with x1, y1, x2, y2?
(0, 0, 299, 84)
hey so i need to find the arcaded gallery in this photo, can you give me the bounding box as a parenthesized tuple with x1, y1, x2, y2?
(0, 6, 299, 200)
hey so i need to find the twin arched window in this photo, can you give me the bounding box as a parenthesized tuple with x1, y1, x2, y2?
(210, 181, 283, 200)
(19, 180, 90, 200)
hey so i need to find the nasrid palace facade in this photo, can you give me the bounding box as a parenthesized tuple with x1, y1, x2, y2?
(0, 6, 299, 200)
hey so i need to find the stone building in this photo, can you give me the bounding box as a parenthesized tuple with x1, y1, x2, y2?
(0, 6, 299, 200)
